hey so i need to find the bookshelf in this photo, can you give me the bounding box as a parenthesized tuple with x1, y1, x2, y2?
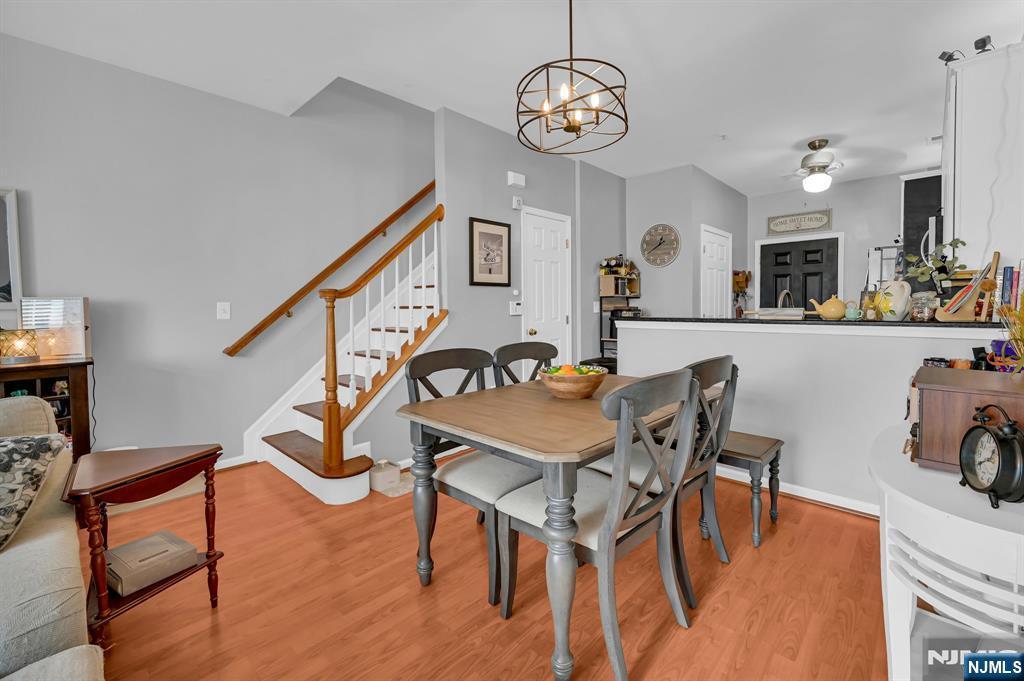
(599, 273, 641, 362)
(0, 357, 92, 460)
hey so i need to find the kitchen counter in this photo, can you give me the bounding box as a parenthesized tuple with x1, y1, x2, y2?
(619, 317, 1003, 341)
(616, 318, 1007, 513)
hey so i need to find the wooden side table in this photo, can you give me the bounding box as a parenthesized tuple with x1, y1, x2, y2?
(63, 444, 224, 648)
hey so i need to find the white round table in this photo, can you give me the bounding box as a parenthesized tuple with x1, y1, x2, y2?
(868, 426, 1024, 680)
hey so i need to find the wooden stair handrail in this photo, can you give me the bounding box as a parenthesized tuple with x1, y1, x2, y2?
(222, 180, 436, 356)
(319, 203, 444, 300)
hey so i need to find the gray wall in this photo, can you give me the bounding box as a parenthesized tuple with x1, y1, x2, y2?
(578, 162, 626, 358)
(0, 35, 434, 462)
(747, 173, 903, 305)
(626, 165, 747, 317)
(356, 108, 579, 460)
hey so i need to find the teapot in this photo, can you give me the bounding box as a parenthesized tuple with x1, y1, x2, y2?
(809, 295, 848, 320)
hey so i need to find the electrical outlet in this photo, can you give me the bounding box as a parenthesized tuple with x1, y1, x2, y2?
(216, 302, 231, 320)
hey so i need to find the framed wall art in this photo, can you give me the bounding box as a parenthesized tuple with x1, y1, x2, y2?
(0, 189, 24, 316)
(469, 217, 511, 286)
(767, 208, 832, 236)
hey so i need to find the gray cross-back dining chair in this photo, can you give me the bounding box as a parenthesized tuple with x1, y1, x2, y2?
(405, 348, 541, 605)
(492, 341, 558, 387)
(495, 369, 701, 681)
(586, 355, 738, 608)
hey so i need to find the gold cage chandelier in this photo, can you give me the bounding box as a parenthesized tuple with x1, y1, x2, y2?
(516, 0, 628, 155)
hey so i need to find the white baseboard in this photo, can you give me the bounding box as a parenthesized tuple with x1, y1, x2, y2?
(715, 465, 879, 517)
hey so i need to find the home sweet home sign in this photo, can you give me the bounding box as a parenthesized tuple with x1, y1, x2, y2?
(767, 209, 832, 235)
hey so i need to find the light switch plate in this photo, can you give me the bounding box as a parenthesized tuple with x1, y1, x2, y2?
(216, 302, 231, 320)
(512, 195, 523, 211)
(509, 300, 523, 316)
(593, 301, 600, 314)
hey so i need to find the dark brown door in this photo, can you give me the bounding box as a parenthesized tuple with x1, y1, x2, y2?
(759, 237, 840, 310)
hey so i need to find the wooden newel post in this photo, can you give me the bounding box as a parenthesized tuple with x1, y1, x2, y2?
(320, 289, 342, 470)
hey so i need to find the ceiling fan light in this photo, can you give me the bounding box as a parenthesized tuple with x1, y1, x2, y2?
(802, 170, 832, 193)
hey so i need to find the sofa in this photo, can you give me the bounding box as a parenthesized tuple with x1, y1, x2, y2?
(0, 396, 104, 680)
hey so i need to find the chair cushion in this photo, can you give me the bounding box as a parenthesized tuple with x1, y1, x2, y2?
(433, 451, 541, 505)
(0, 435, 67, 551)
(1, 644, 104, 681)
(495, 469, 640, 551)
(0, 449, 87, 678)
(586, 443, 676, 494)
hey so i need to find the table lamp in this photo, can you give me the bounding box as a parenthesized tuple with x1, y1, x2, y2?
(0, 329, 40, 365)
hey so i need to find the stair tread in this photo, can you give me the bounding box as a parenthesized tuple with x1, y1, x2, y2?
(293, 401, 325, 420)
(318, 374, 367, 389)
(261, 430, 372, 479)
(351, 349, 395, 358)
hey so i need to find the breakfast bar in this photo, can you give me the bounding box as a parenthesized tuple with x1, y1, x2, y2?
(616, 318, 1003, 513)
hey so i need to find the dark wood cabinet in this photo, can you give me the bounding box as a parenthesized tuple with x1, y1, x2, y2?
(0, 357, 92, 460)
(915, 366, 1024, 472)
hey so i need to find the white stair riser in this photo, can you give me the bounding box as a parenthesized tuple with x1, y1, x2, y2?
(383, 310, 435, 328)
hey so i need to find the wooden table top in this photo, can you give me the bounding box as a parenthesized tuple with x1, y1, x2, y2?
(397, 375, 695, 463)
(65, 444, 222, 497)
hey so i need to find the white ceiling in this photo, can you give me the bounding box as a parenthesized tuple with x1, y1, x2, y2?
(3, 0, 1022, 195)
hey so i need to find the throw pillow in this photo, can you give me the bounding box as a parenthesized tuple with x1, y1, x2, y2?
(0, 434, 67, 551)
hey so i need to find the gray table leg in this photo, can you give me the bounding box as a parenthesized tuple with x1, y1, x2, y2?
(411, 425, 438, 586)
(750, 462, 763, 548)
(769, 452, 781, 523)
(542, 463, 578, 681)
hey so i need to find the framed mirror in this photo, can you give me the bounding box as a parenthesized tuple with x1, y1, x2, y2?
(0, 189, 24, 317)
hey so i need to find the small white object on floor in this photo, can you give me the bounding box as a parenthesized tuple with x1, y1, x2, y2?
(369, 459, 401, 492)
(376, 470, 414, 498)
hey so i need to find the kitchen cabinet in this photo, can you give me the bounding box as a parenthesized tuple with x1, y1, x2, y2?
(942, 43, 1024, 270)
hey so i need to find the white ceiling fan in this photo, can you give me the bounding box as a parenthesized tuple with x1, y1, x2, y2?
(792, 138, 844, 193)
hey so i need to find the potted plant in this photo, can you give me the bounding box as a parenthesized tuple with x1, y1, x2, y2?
(904, 239, 967, 293)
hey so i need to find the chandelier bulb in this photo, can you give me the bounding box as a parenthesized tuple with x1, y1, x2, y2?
(542, 98, 551, 114)
(559, 83, 569, 101)
(589, 93, 600, 109)
(573, 109, 583, 122)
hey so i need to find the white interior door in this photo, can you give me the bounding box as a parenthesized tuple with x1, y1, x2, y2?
(700, 224, 733, 318)
(521, 207, 572, 364)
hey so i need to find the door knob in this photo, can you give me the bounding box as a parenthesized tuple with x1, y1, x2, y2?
(528, 328, 538, 336)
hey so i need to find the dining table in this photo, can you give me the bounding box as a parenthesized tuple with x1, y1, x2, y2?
(396, 373, 717, 680)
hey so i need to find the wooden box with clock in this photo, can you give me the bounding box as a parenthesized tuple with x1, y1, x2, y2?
(914, 366, 1024, 472)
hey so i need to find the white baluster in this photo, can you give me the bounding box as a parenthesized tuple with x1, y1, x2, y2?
(407, 247, 414, 341)
(394, 261, 401, 350)
(364, 288, 372, 390)
(348, 298, 356, 406)
(420, 233, 427, 328)
(379, 272, 387, 377)
(433, 222, 439, 312)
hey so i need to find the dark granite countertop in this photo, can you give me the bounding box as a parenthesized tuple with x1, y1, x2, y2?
(621, 317, 1003, 330)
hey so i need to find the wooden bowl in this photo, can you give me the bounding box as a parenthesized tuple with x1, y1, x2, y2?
(539, 366, 609, 400)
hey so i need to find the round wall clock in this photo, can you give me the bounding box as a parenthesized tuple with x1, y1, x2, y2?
(640, 224, 681, 267)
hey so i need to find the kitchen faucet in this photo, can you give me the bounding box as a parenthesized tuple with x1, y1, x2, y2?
(777, 290, 795, 308)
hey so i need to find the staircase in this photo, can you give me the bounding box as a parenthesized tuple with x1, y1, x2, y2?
(227, 183, 447, 504)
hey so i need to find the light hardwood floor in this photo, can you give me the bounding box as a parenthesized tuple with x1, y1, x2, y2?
(81, 462, 887, 681)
